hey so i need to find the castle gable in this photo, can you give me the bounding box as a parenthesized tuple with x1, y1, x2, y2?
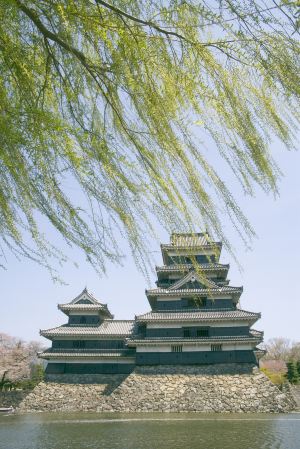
(168, 271, 219, 291)
(70, 287, 100, 305)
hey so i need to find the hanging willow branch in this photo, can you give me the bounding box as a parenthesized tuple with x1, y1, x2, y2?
(0, 0, 299, 277)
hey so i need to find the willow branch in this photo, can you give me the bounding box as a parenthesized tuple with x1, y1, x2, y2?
(14, 0, 110, 73)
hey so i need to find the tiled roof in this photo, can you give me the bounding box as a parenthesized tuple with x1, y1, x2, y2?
(156, 264, 229, 273)
(39, 349, 135, 359)
(136, 309, 260, 322)
(146, 286, 242, 296)
(58, 303, 111, 312)
(161, 243, 221, 251)
(169, 233, 220, 247)
(40, 320, 135, 338)
(249, 329, 264, 338)
(160, 234, 222, 264)
(254, 349, 266, 357)
(57, 303, 113, 318)
(57, 288, 114, 317)
(128, 334, 263, 344)
(58, 304, 108, 310)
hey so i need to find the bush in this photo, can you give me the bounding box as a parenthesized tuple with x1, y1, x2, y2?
(260, 367, 285, 386)
(17, 364, 45, 390)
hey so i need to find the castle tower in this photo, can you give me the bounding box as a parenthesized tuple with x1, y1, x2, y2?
(39, 288, 135, 374)
(127, 233, 264, 365)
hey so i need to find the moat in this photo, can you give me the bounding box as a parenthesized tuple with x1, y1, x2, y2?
(1, 412, 300, 449)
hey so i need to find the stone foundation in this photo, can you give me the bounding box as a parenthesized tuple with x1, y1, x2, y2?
(17, 364, 296, 413)
(0, 391, 28, 409)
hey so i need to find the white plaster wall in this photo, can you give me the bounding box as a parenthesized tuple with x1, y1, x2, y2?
(136, 343, 254, 352)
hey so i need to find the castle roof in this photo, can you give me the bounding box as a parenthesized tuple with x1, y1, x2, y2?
(58, 303, 112, 315)
(156, 263, 229, 273)
(146, 286, 243, 298)
(169, 232, 221, 247)
(127, 332, 263, 346)
(40, 320, 135, 339)
(160, 233, 222, 264)
(39, 349, 135, 360)
(136, 309, 259, 323)
(57, 287, 113, 318)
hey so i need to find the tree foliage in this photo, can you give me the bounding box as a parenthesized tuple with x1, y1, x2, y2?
(262, 337, 300, 361)
(0, 0, 299, 276)
(0, 332, 45, 382)
(286, 361, 299, 384)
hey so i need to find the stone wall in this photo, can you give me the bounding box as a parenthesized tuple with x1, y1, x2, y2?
(17, 364, 296, 413)
(288, 384, 300, 410)
(0, 391, 28, 408)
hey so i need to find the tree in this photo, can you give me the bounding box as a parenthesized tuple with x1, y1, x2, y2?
(286, 361, 299, 384)
(0, 1, 299, 276)
(262, 338, 293, 361)
(0, 333, 45, 382)
(262, 338, 300, 363)
(289, 342, 300, 361)
(297, 360, 300, 376)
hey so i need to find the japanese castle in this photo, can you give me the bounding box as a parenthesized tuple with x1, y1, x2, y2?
(40, 233, 264, 374)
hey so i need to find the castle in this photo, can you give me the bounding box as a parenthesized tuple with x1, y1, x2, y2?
(39, 233, 264, 374)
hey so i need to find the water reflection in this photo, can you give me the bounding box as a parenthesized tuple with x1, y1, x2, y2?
(0, 413, 299, 449)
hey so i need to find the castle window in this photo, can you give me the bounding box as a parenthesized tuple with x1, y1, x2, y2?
(197, 328, 209, 337)
(211, 344, 222, 352)
(171, 345, 183, 353)
(80, 316, 86, 324)
(183, 329, 190, 338)
(73, 340, 86, 349)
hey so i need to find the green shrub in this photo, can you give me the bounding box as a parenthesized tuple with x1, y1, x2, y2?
(260, 367, 285, 386)
(16, 364, 45, 390)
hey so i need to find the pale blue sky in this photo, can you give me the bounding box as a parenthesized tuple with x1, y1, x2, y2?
(1, 144, 299, 345)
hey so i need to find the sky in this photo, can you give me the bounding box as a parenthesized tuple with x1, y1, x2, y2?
(1, 143, 300, 345)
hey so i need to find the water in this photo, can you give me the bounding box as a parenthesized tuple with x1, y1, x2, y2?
(0, 413, 300, 449)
